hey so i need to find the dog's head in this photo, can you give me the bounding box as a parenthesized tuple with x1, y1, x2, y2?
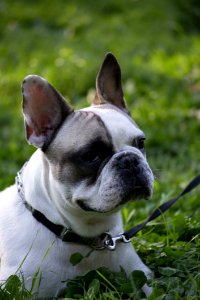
(22, 53, 154, 215)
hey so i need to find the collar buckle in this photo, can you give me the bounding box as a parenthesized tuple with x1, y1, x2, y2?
(103, 233, 131, 251)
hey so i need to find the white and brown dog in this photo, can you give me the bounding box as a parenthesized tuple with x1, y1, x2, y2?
(0, 53, 154, 297)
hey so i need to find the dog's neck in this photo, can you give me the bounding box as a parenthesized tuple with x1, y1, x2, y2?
(20, 150, 122, 237)
(21, 150, 63, 225)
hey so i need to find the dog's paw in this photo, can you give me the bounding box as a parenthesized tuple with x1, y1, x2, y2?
(142, 283, 152, 298)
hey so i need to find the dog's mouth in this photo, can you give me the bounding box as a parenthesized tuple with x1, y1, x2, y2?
(76, 182, 152, 214)
(123, 175, 152, 200)
(77, 200, 95, 212)
(120, 185, 151, 205)
(76, 200, 121, 213)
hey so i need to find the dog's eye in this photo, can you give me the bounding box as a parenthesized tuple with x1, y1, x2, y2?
(80, 150, 100, 163)
(70, 139, 113, 171)
(133, 137, 146, 152)
(137, 138, 145, 150)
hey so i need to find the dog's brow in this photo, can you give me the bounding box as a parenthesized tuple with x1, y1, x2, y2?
(87, 104, 139, 128)
(77, 110, 113, 145)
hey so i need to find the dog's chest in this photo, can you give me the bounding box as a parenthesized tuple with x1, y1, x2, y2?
(0, 186, 123, 295)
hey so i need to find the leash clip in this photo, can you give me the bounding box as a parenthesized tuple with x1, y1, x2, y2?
(104, 233, 131, 251)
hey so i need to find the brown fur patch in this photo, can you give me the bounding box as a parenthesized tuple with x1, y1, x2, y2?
(44, 110, 113, 184)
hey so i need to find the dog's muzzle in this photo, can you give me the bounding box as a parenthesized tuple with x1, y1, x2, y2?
(76, 150, 153, 213)
(113, 151, 153, 200)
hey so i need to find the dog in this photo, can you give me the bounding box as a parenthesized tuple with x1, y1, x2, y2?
(0, 53, 154, 297)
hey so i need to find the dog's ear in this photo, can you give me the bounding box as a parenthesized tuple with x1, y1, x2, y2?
(93, 53, 128, 113)
(22, 75, 73, 149)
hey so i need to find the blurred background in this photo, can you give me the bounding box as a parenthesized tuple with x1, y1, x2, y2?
(0, 0, 200, 217)
(1, 1, 200, 296)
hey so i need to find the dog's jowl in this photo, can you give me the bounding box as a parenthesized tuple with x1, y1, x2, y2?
(0, 53, 154, 297)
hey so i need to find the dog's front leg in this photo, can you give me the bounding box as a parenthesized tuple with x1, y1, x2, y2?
(116, 242, 152, 297)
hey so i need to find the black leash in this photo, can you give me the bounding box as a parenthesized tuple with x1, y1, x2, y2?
(102, 174, 200, 250)
(123, 174, 200, 240)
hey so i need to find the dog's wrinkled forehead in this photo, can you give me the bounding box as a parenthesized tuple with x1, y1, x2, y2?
(52, 108, 112, 151)
(81, 104, 144, 151)
(50, 103, 144, 155)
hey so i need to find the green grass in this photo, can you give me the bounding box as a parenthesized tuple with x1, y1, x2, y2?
(0, 0, 200, 298)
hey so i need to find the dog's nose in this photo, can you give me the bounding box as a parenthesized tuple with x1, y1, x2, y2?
(119, 156, 139, 169)
(116, 153, 140, 173)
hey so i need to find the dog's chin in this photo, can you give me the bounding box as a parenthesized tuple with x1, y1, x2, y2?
(76, 200, 97, 212)
(76, 199, 120, 214)
(77, 185, 152, 214)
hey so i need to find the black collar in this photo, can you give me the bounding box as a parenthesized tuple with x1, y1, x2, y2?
(16, 163, 200, 250)
(16, 166, 124, 250)
(24, 200, 115, 250)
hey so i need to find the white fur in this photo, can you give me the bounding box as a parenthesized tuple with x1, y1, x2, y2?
(82, 106, 144, 151)
(0, 106, 153, 297)
(0, 160, 152, 296)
